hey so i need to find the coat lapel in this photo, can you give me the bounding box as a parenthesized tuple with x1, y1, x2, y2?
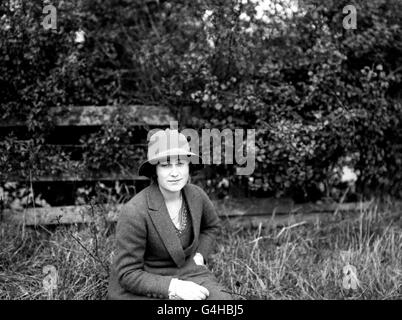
(146, 183, 186, 267)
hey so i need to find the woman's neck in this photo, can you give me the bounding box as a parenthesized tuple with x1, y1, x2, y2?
(158, 185, 181, 203)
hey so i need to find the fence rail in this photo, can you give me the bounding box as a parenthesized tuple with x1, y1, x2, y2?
(2, 199, 373, 226)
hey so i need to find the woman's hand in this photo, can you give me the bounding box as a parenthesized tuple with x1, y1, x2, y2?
(169, 278, 209, 300)
(193, 252, 205, 266)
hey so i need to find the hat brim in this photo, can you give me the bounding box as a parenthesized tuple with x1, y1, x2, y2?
(138, 154, 204, 178)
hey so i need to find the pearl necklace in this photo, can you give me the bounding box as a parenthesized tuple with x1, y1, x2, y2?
(170, 192, 183, 225)
(170, 192, 188, 234)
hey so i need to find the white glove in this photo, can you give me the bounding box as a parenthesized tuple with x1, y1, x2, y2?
(168, 278, 209, 300)
(193, 252, 205, 266)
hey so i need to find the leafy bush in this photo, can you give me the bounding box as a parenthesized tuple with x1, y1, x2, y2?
(1, 0, 401, 201)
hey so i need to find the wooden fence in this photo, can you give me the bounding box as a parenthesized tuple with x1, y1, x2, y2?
(2, 197, 371, 226)
(0, 105, 372, 226)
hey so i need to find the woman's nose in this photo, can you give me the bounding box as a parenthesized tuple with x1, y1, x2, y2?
(170, 164, 179, 176)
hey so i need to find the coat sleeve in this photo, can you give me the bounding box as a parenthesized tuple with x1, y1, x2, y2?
(195, 188, 222, 261)
(114, 203, 174, 298)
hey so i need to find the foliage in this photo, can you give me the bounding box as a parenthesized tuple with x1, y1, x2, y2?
(1, 0, 401, 201)
(180, 0, 402, 200)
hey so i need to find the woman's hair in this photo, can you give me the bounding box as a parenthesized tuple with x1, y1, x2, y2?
(149, 165, 158, 183)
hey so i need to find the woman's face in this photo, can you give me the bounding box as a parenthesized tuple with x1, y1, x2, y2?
(156, 157, 190, 193)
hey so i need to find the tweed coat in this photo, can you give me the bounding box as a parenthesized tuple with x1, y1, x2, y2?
(107, 182, 232, 300)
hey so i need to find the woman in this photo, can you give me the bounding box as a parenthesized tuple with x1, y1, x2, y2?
(107, 128, 232, 300)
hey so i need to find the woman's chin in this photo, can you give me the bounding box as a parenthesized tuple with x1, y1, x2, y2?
(169, 184, 185, 192)
(160, 182, 185, 193)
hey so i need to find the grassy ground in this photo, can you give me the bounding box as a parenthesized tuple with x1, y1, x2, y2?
(1, 200, 401, 300)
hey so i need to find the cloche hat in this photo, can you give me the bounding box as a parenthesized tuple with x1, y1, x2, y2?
(138, 128, 203, 177)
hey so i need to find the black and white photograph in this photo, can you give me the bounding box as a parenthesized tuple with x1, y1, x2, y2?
(0, 0, 401, 304)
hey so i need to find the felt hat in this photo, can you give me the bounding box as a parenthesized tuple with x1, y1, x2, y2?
(138, 128, 203, 177)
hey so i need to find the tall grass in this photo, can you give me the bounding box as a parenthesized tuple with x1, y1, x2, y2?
(1, 201, 401, 299)
(0, 224, 113, 300)
(213, 202, 402, 299)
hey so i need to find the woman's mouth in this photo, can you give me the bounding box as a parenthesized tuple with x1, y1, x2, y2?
(168, 179, 182, 183)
